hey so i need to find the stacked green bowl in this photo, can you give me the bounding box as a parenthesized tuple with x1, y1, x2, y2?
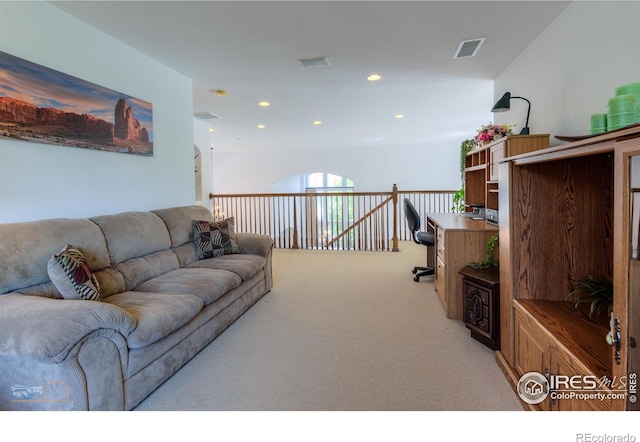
(589, 113, 607, 134)
(616, 82, 640, 123)
(608, 83, 640, 131)
(608, 94, 637, 130)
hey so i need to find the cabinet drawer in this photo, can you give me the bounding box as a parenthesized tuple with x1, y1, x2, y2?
(436, 228, 445, 247)
(435, 256, 446, 296)
(437, 244, 445, 262)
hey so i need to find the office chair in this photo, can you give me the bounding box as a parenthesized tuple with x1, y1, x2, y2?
(403, 198, 435, 282)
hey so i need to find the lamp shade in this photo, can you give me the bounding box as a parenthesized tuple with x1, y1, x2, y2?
(491, 92, 512, 112)
(491, 91, 531, 135)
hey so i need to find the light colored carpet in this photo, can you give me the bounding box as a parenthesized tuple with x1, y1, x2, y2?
(134, 241, 523, 411)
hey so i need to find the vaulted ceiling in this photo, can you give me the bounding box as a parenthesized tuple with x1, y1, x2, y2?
(53, 1, 570, 152)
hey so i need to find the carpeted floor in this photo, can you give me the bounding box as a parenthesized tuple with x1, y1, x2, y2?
(134, 241, 523, 411)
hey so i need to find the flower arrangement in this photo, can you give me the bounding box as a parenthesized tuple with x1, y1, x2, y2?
(475, 122, 514, 145)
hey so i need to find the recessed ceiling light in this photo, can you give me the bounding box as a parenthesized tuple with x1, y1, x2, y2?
(394, 114, 405, 119)
(214, 89, 227, 96)
(367, 74, 382, 82)
(209, 128, 215, 132)
(313, 120, 322, 125)
(258, 101, 270, 107)
(257, 124, 266, 129)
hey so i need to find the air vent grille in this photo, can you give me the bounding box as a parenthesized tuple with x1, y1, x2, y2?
(297, 57, 330, 68)
(454, 38, 486, 59)
(193, 112, 221, 120)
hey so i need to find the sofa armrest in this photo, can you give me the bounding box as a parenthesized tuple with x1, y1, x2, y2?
(0, 294, 136, 363)
(235, 232, 274, 257)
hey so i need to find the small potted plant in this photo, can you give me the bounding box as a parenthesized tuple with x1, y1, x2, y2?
(566, 276, 613, 324)
(475, 122, 514, 147)
(451, 188, 465, 213)
(469, 234, 499, 269)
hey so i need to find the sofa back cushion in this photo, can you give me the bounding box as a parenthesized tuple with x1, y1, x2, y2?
(0, 218, 110, 296)
(152, 205, 214, 267)
(90, 211, 178, 291)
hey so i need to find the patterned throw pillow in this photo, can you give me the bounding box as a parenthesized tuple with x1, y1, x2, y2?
(192, 217, 241, 259)
(47, 245, 102, 301)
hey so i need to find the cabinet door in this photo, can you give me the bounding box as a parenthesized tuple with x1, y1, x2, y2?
(548, 350, 612, 411)
(514, 311, 548, 375)
(489, 143, 504, 182)
(613, 142, 640, 410)
(514, 310, 551, 410)
(464, 280, 491, 335)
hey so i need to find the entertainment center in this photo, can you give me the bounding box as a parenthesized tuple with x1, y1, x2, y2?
(494, 126, 640, 411)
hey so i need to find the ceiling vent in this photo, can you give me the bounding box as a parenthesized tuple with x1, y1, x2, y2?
(193, 112, 221, 120)
(453, 38, 486, 59)
(297, 57, 330, 68)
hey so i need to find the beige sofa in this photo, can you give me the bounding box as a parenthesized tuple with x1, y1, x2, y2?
(0, 205, 273, 410)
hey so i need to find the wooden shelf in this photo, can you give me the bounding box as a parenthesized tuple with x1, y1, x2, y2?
(464, 164, 486, 173)
(465, 134, 550, 220)
(514, 299, 612, 378)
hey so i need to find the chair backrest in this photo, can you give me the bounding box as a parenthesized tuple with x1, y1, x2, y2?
(403, 198, 421, 241)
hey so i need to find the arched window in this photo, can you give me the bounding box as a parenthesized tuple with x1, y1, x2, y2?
(305, 173, 354, 192)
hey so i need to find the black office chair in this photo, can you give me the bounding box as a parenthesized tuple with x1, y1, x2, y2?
(403, 198, 434, 282)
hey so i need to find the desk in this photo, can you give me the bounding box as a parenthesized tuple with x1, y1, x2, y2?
(426, 213, 498, 319)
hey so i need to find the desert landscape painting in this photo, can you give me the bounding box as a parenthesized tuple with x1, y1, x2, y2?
(0, 50, 153, 156)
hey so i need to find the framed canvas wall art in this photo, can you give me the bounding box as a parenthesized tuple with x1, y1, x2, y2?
(0, 50, 153, 156)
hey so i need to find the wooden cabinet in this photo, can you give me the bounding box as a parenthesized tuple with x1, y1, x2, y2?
(427, 214, 497, 319)
(497, 125, 640, 411)
(460, 265, 500, 350)
(464, 134, 549, 219)
(513, 300, 614, 411)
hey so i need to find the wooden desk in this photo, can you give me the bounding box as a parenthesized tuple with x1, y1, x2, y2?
(426, 213, 498, 319)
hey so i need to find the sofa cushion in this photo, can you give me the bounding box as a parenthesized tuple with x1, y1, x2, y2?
(188, 254, 266, 281)
(103, 292, 204, 348)
(152, 205, 213, 248)
(47, 245, 102, 301)
(192, 218, 240, 259)
(135, 268, 242, 305)
(0, 294, 136, 363)
(0, 218, 110, 296)
(114, 249, 180, 291)
(90, 211, 171, 265)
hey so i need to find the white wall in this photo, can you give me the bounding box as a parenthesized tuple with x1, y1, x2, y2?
(493, 1, 640, 143)
(214, 136, 470, 195)
(0, 2, 195, 223)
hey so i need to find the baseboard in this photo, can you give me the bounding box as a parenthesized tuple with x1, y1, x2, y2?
(495, 351, 531, 411)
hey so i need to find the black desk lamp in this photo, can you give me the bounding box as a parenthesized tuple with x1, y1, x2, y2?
(491, 92, 531, 135)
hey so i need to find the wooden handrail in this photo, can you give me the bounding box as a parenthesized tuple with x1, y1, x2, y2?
(210, 187, 456, 251)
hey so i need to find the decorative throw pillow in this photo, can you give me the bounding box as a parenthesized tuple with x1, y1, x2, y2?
(192, 217, 240, 259)
(47, 244, 102, 301)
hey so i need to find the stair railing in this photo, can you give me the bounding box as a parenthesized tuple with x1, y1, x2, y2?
(210, 185, 455, 251)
